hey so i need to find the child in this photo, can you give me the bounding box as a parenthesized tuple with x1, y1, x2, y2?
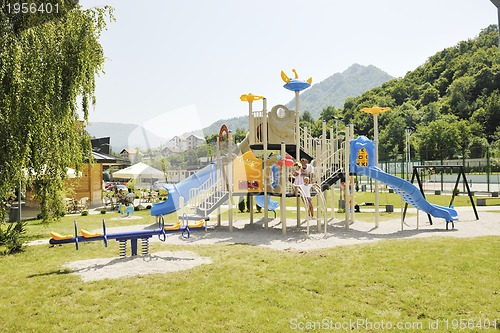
(292, 161, 304, 196)
(294, 176, 314, 217)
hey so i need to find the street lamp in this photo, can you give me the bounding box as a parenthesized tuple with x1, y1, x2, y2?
(360, 106, 391, 227)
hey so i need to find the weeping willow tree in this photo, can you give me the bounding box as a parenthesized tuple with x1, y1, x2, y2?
(0, 1, 113, 222)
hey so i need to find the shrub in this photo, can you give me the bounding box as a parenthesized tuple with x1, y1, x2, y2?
(146, 205, 152, 210)
(0, 221, 26, 255)
(81, 210, 89, 216)
(100, 209, 106, 214)
(127, 179, 136, 190)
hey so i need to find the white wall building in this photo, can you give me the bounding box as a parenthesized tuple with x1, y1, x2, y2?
(164, 134, 205, 153)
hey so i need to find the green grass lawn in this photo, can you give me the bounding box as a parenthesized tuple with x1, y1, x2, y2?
(0, 235, 498, 332)
(3, 192, 497, 332)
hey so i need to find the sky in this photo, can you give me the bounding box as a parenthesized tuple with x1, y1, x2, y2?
(81, 0, 497, 143)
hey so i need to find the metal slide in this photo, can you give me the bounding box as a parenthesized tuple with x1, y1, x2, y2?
(356, 165, 458, 224)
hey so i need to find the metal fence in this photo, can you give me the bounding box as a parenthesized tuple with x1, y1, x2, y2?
(379, 157, 500, 193)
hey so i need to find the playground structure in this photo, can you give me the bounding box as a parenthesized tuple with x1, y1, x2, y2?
(148, 69, 463, 234)
(148, 69, 345, 235)
(50, 68, 471, 255)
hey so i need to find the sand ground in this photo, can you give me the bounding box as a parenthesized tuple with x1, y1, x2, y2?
(33, 205, 500, 282)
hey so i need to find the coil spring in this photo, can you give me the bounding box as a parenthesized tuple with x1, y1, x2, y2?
(141, 238, 149, 256)
(119, 240, 127, 257)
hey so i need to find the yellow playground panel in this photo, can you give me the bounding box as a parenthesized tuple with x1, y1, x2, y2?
(233, 151, 263, 193)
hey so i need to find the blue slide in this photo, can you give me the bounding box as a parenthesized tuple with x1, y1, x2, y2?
(150, 163, 218, 216)
(255, 195, 279, 211)
(356, 165, 458, 223)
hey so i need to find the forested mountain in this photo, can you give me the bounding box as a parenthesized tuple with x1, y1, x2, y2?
(333, 25, 499, 162)
(285, 64, 393, 119)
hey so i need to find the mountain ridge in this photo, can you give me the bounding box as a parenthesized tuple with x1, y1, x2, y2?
(201, 63, 393, 136)
(284, 63, 393, 118)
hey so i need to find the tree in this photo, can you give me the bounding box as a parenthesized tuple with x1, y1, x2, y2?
(299, 110, 315, 129)
(0, 2, 113, 221)
(340, 25, 499, 164)
(161, 158, 168, 183)
(379, 116, 406, 160)
(414, 116, 462, 160)
(233, 128, 247, 144)
(446, 76, 477, 119)
(481, 90, 500, 142)
(419, 83, 440, 106)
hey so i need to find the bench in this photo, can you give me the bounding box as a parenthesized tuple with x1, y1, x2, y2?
(357, 202, 394, 213)
(476, 197, 500, 206)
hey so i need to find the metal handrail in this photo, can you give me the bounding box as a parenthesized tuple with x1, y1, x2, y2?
(188, 168, 228, 216)
(299, 126, 317, 158)
(312, 184, 328, 235)
(294, 182, 329, 236)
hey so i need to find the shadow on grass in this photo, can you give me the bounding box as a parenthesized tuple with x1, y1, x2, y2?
(28, 253, 198, 279)
(27, 269, 73, 278)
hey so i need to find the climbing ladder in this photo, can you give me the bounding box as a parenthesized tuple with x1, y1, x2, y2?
(313, 122, 346, 190)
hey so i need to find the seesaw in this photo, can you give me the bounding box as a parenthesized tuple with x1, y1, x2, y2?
(49, 215, 206, 257)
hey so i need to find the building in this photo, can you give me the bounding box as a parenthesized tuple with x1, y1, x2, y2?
(161, 146, 184, 156)
(164, 134, 206, 152)
(120, 148, 138, 161)
(185, 134, 205, 150)
(166, 135, 185, 150)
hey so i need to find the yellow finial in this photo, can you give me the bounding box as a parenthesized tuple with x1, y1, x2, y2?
(280, 70, 290, 83)
(360, 106, 391, 115)
(240, 93, 264, 102)
(306, 77, 312, 85)
(292, 69, 299, 79)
